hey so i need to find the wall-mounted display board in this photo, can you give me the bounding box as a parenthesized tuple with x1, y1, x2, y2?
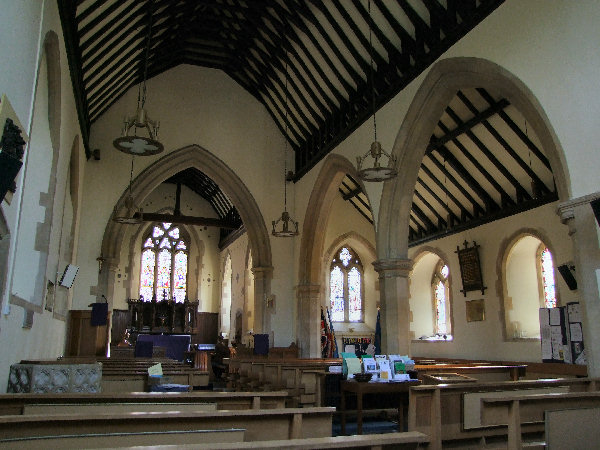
(455, 240, 486, 296)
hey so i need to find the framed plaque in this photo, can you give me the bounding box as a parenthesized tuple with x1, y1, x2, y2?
(455, 240, 486, 296)
(466, 299, 485, 322)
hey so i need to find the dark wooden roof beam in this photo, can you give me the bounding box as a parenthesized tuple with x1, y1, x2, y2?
(427, 96, 510, 152)
(435, 121, 515, 208)
(420, 164, 472, 220)
(456, 91, 552, 195)
(444, 106, 532, 202)
(425, 152, 486, 217)
(476, 88, 551, 170)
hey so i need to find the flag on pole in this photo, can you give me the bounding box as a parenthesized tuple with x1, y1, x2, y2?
(374, 307, 382, 354)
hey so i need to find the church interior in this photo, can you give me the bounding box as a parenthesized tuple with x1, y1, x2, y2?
(1, 0, 600, 447)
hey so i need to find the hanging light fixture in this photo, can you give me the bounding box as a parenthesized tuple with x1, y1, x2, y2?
(113, 156, 143, 224)
(272, 38, 299, 237)
(356, 0, 397, 182)
(113, 1, 163, 156)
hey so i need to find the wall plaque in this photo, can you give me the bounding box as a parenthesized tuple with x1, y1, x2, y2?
(466, 299, 485, 322)
(455, 240, 486, 296)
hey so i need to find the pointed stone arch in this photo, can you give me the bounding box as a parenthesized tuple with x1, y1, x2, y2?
(378, 57, 570, 259)
(100, 144, 272, 332)
(376, 57, 570, 354)
(297, 153, 373, 357)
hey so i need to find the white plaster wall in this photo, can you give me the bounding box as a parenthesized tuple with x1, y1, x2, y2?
(409, 202, 574, 362)
(78, 64, 298, 346)
(0, 0, 87, 390)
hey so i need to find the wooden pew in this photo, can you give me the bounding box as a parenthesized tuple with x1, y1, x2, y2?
(92, 431, 431, 449)
(0, 391, 288, 415)
(0, 407, 336, 442)
(22, 402, 217, 415)
(480, 391, 600, 449)
(0, 428, 245, 449)
(409, 377, 600, 450)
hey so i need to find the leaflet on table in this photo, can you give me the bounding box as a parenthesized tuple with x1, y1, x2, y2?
(377, 360, 393, 381)
(345, 358, 362, 379)
(362, 357, 378, 374)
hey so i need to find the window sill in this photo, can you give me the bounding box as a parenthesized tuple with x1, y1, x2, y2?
(412, 335, 453, 343)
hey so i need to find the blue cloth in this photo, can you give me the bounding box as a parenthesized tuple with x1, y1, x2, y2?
(134, 340, 153, 358)
(136, 334, 191, 361)
(150, 383, 189, 392)
(253, 334, 269, 355)
(90, 302, 108, 326)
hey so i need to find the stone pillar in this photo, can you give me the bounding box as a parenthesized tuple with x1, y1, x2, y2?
(373, 258, 413, 355)
(296, 283, 321, 358)
(251, 266, 273, 335)
(558, 193, 600, 377)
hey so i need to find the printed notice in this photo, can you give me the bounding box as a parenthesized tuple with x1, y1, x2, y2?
(549, 308, 561, 325)
(567, 303, 582, 322)
(570, 323, 583, 342)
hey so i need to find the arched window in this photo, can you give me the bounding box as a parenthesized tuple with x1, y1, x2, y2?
(540, 247, 557, 308)
(432, 263, 451, 336)
(329, 246, 363, 322)
(139, 223, 188, 302)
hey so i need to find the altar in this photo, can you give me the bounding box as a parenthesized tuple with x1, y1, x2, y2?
(127, 298, 198, 334)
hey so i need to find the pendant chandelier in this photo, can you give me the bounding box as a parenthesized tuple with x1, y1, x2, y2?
(113, 156, 143, 224)
(113, 1, 163, 156)
(356, 0, 397, 182)
(272, 41, 299, 238)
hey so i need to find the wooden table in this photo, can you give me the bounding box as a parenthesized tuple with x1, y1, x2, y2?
(340, 379, 420, 435)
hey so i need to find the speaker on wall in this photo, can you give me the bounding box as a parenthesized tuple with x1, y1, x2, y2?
(557, 263, 577, 291)
(59, 264, 79, 288)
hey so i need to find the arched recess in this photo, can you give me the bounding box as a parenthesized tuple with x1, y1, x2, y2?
(220, 252, 233, 338)
(100, 145, 272, 332)
(378, 57, 570, 260)
(9, 30, 62, 311)
(376, 57, 570, 355)
(297, 153, 372, 357)
(496, 228, 557, 341)
(409, 247, 454, 341)
(322, 232, 377, 340)
(243, 247, 255, 344)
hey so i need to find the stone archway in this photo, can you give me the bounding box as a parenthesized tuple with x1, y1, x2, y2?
(100, 144, 273, 333)
(377, 57, 570, 355)
(297, 153, 371, 357)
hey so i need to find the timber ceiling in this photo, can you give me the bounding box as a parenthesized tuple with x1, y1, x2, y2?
(59, 0, 558, 245)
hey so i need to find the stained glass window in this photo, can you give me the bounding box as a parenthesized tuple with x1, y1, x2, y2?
(540, 248, 557, 308)
(329, 246, 363, 322)
(139, 223, 188, 302)
(330, 266, 344, 322)
(432, 263, 451, 336)
(435, 280, 447, 334)
(348, 267, 361, 321)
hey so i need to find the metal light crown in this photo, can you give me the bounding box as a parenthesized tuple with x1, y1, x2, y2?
(356, 0, 397, 182)
(272, 41, 299, 238)
(113, 1, 163, 157)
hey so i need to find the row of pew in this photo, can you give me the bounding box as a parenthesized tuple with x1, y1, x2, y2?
(0, 389, 428, 449)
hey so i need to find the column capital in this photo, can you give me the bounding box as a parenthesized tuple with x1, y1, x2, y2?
(295, 283, 321, 297)
(372, 258, 412, 278)
(557, 191, 600, 224)
(251, 266, 274, 278)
